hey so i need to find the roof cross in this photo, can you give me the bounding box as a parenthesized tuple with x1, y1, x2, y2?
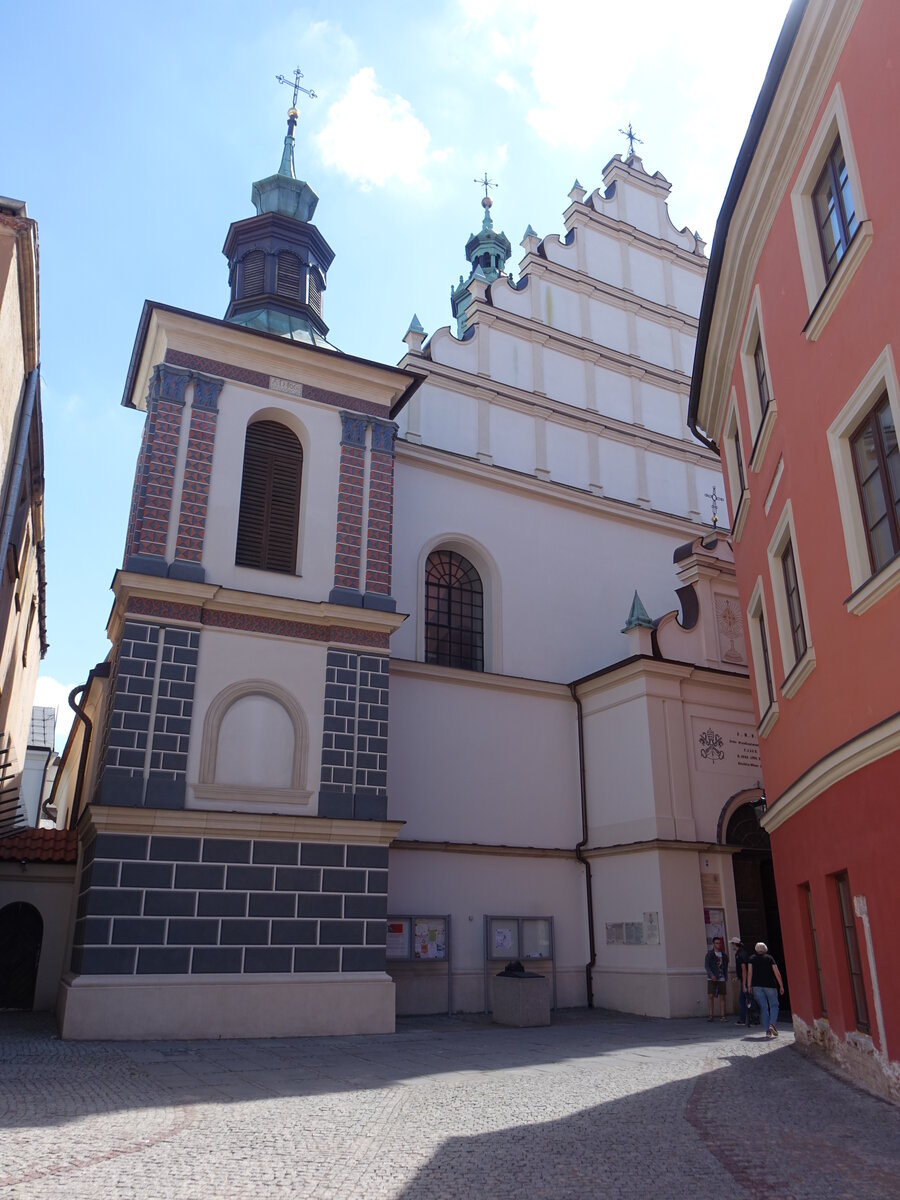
(474, 172, 498, 205)
(618, 122, 643, 158)
(276, 67, 317, 134)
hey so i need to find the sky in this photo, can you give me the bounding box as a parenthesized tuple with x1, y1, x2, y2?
(4, 0, 793, 747)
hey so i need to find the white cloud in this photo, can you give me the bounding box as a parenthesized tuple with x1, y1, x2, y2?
(316, 67, 447, 190)
(34, 675, 77, 751)
(495, 69, 520, 94)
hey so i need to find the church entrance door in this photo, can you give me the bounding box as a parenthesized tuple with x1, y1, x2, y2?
(727, 804, 789, 1009)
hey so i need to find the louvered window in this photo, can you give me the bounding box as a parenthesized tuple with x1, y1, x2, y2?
(424, 550, 484, 671)
(241, 250, 265, 298)
(276, 252, 302, 300)
(308, 271, 323, 318)
(235, 421, 303, 573)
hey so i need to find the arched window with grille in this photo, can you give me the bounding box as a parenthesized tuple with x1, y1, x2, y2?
(424, 550, 484, 671)
(235, 421, 303, 573)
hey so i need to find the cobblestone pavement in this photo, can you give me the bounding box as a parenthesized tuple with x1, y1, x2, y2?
(0, 1009, 898, 1199)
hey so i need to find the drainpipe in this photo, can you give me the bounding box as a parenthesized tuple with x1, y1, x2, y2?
(0, 367, 39, 569)
(65, 682, 92, 830)
(570, 682, 595, 1008)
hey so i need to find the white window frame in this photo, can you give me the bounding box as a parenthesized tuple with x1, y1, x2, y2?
(790, 83, 873, 341)
(746, 578, 779, 738)
(739, 286, 778, 472)
(722, 390, 750, 542)
(826, 345, 900, 615)
(767, 500, 816, 698)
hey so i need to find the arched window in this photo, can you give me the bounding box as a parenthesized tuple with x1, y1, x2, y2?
(235, 421, 303, 573)
(241, 250, 265, 297)
(424, 550, 484, 671)
(275, 252, 302, 300)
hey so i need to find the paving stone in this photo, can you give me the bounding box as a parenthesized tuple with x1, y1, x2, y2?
(0, 1011, 897, 1199)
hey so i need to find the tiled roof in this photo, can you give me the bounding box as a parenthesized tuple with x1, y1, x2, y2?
(0, 828, 78, 863)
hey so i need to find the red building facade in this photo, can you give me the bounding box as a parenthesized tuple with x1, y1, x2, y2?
(690, 0, 899, 1101)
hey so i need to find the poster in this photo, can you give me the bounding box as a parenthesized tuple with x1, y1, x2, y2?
(490, 919, 518, 958)
(385, 919, 410, 961)
(414, 917, 447, 961)
(704, 906, 726, 950)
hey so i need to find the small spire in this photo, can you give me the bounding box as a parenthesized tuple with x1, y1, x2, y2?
(278, 112, 297, 179)
(403, 314, 426, 355)
(622, 591, 655, 632)
(523, 223, 538, 238)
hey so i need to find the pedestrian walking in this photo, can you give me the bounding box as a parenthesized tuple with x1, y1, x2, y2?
(704, 935, 729, 1021)
(730, 935, 751, 1025)
(747, 941, 785, 1038)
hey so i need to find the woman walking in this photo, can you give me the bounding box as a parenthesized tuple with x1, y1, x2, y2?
(747, 941, 785, 1039)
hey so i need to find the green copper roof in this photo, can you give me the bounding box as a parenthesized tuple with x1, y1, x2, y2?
(622, 591, 656, 631)
(251, 124, 319, 222)
(405, 313, 425, 336)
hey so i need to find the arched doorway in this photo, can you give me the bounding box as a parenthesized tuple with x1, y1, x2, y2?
(0, 901, 43, 1009)
(726, 804, 789, 1007)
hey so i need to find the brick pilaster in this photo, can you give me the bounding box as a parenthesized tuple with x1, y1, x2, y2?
(319, 649, 389, 821)
(171, 372, 224, 582)
(364, 420, 397, 611)
(329, 412, 367, 607)
(96, 619, 199, 810)
(124, 365, 190, 576)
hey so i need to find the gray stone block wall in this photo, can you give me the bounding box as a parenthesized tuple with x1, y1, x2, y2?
(319, 650, 389, 820)
(71, 833, 389, 976)
(97, 620, 199, 809)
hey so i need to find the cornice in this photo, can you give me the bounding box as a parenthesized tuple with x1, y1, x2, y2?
(390, 656, 571, 699)
(123, 302, 417, 416)
(584, 838, 739, 859)
(560, 202, 709, 275)
(109, 572, 407, 643)
(514, 253, 700, 333)
(464, 300, 693, 394)
(400, 356, 716, 468)
(695, 0, 862, 443)
(390, 839, 574, 859)
(395, 440, 710, 538)
(763, 709, 900, 833)
(82, 804, 405, 845)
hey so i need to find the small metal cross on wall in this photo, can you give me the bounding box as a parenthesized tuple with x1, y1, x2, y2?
(618, 122, 643, 158)
(706, 484, 721, 527)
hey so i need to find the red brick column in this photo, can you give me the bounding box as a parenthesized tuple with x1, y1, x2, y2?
(364, 420, 397, 611)
(329, 413, 368, 607)
(170, 373, 224, 582)
(124, 365, 189, 575)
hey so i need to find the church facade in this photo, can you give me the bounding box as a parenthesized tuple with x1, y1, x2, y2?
(48, 110, 767, 1038)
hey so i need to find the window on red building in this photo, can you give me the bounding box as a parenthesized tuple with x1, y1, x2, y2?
(813, 138, 859, 281)
(850, 394, 900, 573)
(753, 335, 771, 418)
(780, 541, 807, 663)
(834, 873, 869, 1033)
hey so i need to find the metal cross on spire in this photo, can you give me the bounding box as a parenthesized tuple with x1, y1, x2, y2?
(276, 67, 317, 135)
(705, 484, 721, 527)
(618, 122, 643, 158)
(474, 172, 498, 208)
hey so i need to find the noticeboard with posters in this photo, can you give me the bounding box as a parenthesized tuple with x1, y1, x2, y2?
(386, 915, 449, 962)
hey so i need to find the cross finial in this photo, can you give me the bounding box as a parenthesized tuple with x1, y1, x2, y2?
(618, 122, 643, 158)
(705, 484, 721, 527)
(475, 172, 498, 209)
(276, 67, 317, 135)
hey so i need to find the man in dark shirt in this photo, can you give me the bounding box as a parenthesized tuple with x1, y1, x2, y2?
(704, 936, 728, 1021)
(731, 935, 751, 1025)
(748, 941, 785, 1038)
